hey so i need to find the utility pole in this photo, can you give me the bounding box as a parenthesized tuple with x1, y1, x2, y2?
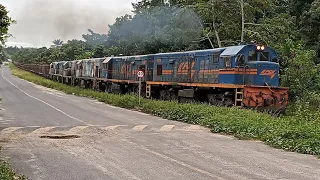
(241, 0, 244, 43)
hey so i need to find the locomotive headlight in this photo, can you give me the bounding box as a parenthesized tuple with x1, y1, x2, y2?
(261, 46, 265, 50)
(257, 46, 261, 50)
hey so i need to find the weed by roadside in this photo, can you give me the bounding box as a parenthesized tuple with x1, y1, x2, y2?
(0, 157, 26, 180)
(9, 64, 320, 157)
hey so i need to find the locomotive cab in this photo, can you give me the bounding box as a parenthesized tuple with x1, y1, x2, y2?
(244, 45, 280, 87)
(217, 44, 288, 111)
(218, 44, 280, 87)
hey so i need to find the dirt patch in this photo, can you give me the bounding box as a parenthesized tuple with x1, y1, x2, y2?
(39, 134, 80, 139)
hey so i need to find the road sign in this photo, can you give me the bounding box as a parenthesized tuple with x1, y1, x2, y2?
(137, 70, 144, 78)
(137, 70, 144, 105)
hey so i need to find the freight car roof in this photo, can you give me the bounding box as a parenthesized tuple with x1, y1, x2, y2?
(103, 57, 113, 63)
(155, 48, 226, 55)
(76, 57, 106, 61)
(102, 45, 247, 60)
(110, 54, 155, 59)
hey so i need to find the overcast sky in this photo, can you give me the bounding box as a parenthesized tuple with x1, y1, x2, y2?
(2, 0, 136, 47)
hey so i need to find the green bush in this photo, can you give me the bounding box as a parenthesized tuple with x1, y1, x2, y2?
(0, 160, 15, 180)
(280, 41, 320, 101)
(285, 92, 320, 122)
(9, 64, 320, 156)
(0, 160, 26, 180)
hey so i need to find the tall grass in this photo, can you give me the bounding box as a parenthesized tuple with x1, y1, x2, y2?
(9, 64, 320, 156)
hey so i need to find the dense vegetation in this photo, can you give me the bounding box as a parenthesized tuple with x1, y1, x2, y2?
(9, 64, 320, 156)
(6, 0, 320, 118)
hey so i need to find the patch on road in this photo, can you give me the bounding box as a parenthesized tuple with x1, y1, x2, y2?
(0, 124, 209, 137)
(40, 134, 80, 139)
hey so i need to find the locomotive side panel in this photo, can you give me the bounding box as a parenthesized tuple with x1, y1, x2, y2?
(81, 59, 92, 78)
(62, 61, 71, 77)
(218, 45, 256, 85)
(153, 54, 177, 82)
(70, 60, 77, 77)
(191, 50, 220, 84)
(92, 58, 104, 78)
(153, 49, 224, 84)
(109, 57, 125, 80)
(100, 57, 113, 79)
(75, 60, 83, 78)
(128, 55, 154, 82)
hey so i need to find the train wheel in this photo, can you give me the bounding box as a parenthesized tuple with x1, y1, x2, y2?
(272, 107, 285, 117)
(160, 90, 177, 101)
(105, 84, 112, 93)
(128, 86, 139, 96)
(208, 94, 223, 106)
(223, 97, 234, 107)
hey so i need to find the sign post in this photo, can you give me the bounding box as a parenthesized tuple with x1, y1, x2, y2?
(137, 70, 144, 105)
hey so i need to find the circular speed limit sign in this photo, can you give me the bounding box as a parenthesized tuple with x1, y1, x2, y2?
(137, 70, 144, 78)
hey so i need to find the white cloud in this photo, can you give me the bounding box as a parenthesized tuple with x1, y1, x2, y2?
(1, 0, 137, 47)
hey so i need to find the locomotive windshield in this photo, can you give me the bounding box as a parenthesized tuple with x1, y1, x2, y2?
(248, 50, 257, 61)
(260, 52, 269, 61)
(248, 50, 270, 62)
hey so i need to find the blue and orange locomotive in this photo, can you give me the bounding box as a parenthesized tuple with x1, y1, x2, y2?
(16, 43, 289, 114)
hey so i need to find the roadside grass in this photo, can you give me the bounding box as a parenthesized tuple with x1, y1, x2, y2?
(9, 64, 320, 157)
(0, 159, 26, 180)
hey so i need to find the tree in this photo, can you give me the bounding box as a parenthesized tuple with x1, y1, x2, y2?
(132, 0, 170, 13)
(300, 0, 320, 62)
(132, 0, 282, 48)
(0, 46, 7, 63)
(288, 0, 315, 22)
(52, 39, 64, 46)
(4, 46, 20, 57)
(0, 4, 15, 44)
(106, 6, 202, 55)
(82, 29, 108, 46)
(280, 41, 319, 100)
(249, 13, 298, 48)
(0, 3, 15, 63)
(92, 45, 105, 58)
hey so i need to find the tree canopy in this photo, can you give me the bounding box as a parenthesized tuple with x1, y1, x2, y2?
(0, 4, 15, 44)
(0, 3, 15, 63)
(5, 0, 320, 102)
(52, 39, 64, 46)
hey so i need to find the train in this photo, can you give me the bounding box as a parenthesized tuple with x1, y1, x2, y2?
(14, 43, 289, 115)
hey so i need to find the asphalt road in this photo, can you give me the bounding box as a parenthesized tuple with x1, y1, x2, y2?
(0, 66, 319, 180)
